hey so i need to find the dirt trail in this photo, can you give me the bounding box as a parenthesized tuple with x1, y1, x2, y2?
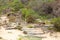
(0, 27, 60, 40)
(0, 27, 25, 40)
(42, 32, 60, 40)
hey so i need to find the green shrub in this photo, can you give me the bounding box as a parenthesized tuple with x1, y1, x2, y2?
(18, 36, 42, 40)
(15, 26, 22, 30)
(21, 8, 39, 23)
(51, 17, 60, 32)
(26, 15, 36, 23)
(27, 25, 34, 28)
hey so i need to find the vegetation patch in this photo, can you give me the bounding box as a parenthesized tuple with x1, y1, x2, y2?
(51, 17, 60, 32)
(18, 36, 42, 40)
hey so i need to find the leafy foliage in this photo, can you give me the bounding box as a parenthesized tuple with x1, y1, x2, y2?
(0, 0, 59, 22)
(0, 0, 24, 13)
(51, 17, 60, 32)
(20, 8, 39, 23)
(0, 0, 56, 19)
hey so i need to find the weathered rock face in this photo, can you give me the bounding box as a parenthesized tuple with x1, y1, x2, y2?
(0, 15, 20, 29)
(8, 22, 19, 28)
(0, 15, 9, 29)
(0, 15, 9, 25)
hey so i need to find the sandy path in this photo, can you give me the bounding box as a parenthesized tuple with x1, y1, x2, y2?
(0, 27, 60, 40)
(0, 27, 25, 40)
(42, 32, 60, 40)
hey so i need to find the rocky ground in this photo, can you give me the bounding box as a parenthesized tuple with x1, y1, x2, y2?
(0, 27, 60, 40)
(0, 15, 60, 40)
(0, 27, 25, 40)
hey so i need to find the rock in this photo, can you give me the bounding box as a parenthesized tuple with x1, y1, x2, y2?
(22, 28, 44, 36)
(0, 15, 9, 25)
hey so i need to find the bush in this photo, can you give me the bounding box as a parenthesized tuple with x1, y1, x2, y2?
(21, 8, 39, 23)
(26, 15, 36, 23)
(18, 36, 42, 40)
(15, 26, 22, 30)
(51, 17, 60, 32)
(27, 25, 34, 28)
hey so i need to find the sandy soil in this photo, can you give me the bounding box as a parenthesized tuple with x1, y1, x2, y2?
(0, 27, 25, 40)
(39, 31, 60, 40)
(0, 27, 60, 40)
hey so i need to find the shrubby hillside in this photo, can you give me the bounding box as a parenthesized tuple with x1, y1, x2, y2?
(0, 0, 60, 40)
(0, 0, 60, 22)
(0, 0, 58, 29)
